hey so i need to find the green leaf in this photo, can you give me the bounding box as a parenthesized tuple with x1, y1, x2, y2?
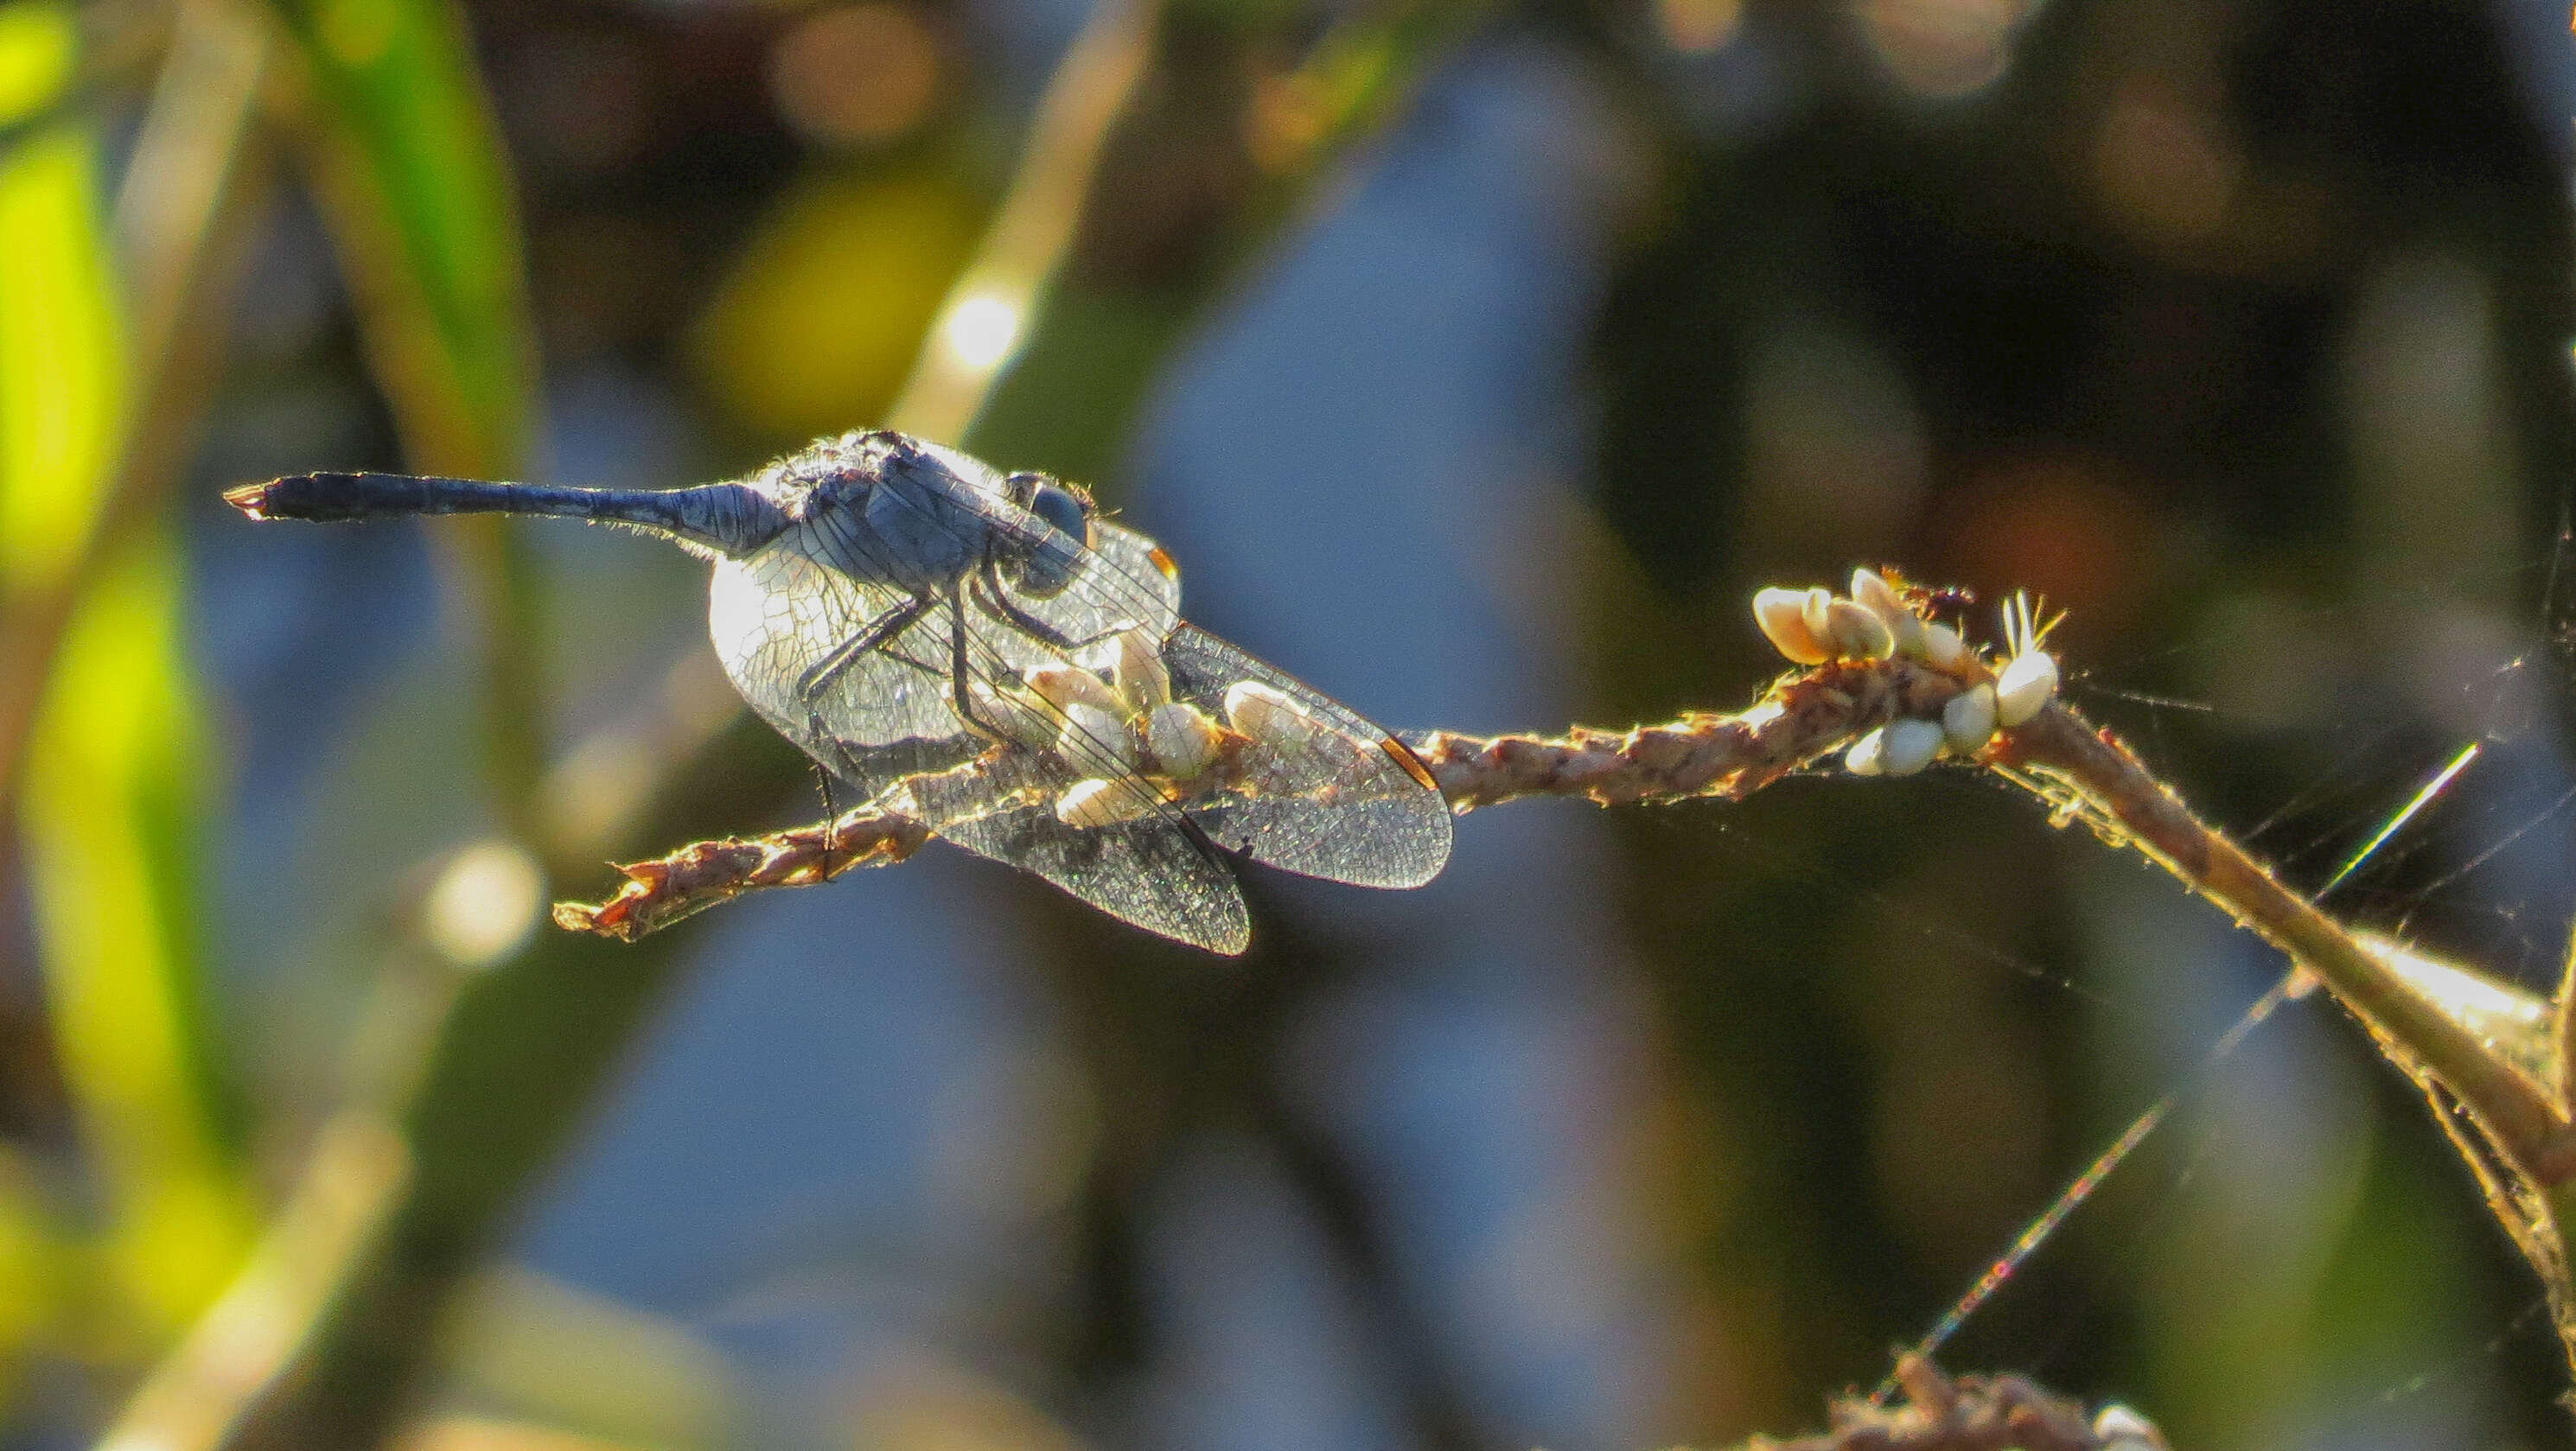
(268, 0, 535, 475)
(0, 8, 250, 1341)
(270, 0, 548, 808)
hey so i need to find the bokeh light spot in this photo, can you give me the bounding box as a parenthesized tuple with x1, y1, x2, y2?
(2095, 79, 2241, 247)
(770, 3, 943, 150)
(1657, 0, 1744, 54)
(943, 294, 1021, 371)
(424, 840, 545, 970)
(1858, 0, 2033, 99)
(692, 171, 985, 436)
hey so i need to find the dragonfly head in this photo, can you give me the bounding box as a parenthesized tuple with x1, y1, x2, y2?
(1002, 471, 1094, 598)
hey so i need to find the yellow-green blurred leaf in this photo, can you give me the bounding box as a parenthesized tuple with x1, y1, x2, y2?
(270, 0, 534, 474)
(692, 169, 987, 440)
(0, 64, 252, 1344)
(0, 121, 120, 593)
(20, 537, 251, 1340)
(0, 1, 75, 130)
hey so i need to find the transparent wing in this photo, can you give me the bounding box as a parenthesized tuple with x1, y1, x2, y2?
(895, 603, 1253, 954)
(940, 800, 1250, 955)
(701, 454, 1437, 952)
(711, 512, 1178, 746)
(709, 531, 971, 769)
(1160, 627, 1452, 889)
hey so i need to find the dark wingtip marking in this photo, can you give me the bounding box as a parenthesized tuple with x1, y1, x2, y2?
(1146, 545, 1179, 582)
(1380, 735, 1440, 794)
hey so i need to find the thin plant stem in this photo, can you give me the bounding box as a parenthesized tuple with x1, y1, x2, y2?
(550, 631, 2576, 1376)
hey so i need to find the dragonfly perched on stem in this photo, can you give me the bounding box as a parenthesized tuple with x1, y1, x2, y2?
(226, 430, 1452, 953)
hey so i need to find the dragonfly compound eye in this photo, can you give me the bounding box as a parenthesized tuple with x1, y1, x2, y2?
(1011, 479, 1094, 598)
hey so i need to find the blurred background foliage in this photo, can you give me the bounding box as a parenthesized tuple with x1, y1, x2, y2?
(8, 0, 2576, 1448)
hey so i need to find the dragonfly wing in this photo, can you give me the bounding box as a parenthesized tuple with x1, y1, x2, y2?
(940, 805, 1249, 954)
(1164, 627, 1452, 889)
(710, 541, 985, 796)
(974, 517, 1183, 655)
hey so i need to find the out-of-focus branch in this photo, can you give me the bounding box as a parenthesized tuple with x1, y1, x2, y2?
(883, 0, 1153, 442)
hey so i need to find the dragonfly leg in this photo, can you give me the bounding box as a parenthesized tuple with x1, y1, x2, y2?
(972, 557, 1132, 653)
(797, 592, 936, 703)
(946, 587, 1011, 741)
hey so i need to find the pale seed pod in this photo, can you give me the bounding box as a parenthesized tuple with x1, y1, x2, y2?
(1024, 662, 1122, 717)
(2091, 1405, 2168, 1451)
(1919, 620, 1972, 673)
(1941, 683, 1997, 754)
(1108, 627, 1171, 712)
(1994, 649, 2059, 727)
(1850, 567, 1926, 659)
(1848, 566, 1903, 620)
(1880, 717, 1944, 776)
(1821, 598, 1896, 661)
(1846, 726, 1889, 776)
(1751, 587, 1833, 664)
(1224, 680, 1312, 745)
(1055, 702, 1138, 773)
(1055, 776, 1159, 828)
(1145, 701, 1223, 780)
(965, 681, 1061, 752)
(1799, 587, 1837, 652)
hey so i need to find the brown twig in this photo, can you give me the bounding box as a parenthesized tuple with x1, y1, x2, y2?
(1725, 1354, 2152, 1451)
(552, 811, 929, 942)
(551, 655, 1975, 936)
(546, 602, 2576, 1380)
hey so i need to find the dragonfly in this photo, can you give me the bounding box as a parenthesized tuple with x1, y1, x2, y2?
(225, 430, 1453, 954)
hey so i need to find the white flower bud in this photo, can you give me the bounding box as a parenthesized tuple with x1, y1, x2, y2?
(1224, 680, 1312, 745)
(1880, 718, 1944, 776)
(1107, 627, 1170, 712)
(1055, 702, 1137, 773)
(1055, 776, 1161, 828)
(964, 680, 1061, 752)
(1822, 598, 1896, 660)
(1994, 649, 2059, 727)
(1752, 587, 1833, 664)
(1024, 662, 1122, 717)
(2091, 1405, 2167, 1451)
(1851, 567, 1925, 658)
(1919, 620, 1971, 673)
(1846, 727, 1888, 776)
(1145, 702, 1223, 780)
(1941, 683, 1997, 754)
